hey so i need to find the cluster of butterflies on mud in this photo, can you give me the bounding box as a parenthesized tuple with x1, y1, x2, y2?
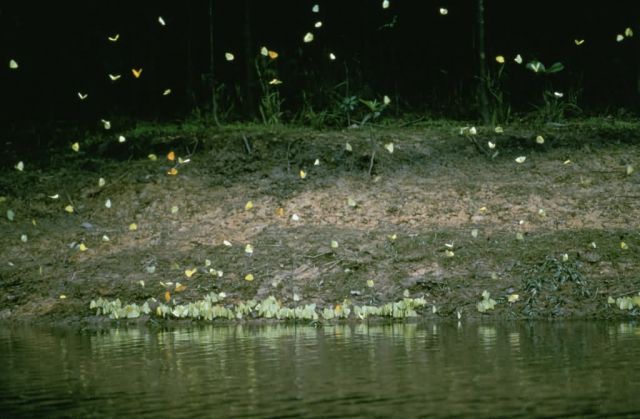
(5, 2, 639, 317)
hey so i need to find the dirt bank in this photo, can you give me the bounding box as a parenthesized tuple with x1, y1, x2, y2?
(1, 119, 639, 324)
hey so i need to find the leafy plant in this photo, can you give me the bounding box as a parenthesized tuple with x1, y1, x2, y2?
(255, 55, 283, 125)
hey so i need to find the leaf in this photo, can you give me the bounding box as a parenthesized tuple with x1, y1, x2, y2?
(545, 62, 564, 74)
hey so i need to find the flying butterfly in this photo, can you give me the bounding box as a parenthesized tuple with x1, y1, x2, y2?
(131, 68, 142, 78)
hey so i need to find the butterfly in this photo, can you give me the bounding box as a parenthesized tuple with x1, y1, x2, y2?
(77, 92, 88, 100)
(495, 55, 505, 64)
(303, 32, 314, 43)
(108, 74, 121, 81)
(299, 170, 306, 179)
(382, 0, 390, 9)
(163, 88, 172, 96)
(108, 34, 119, 42)
(225, 52, 235, 61)
(269, 78, 282, 85)
(167, 151, 176, 161)
(515, 156, 526, 163)
(314, 21, 322, 28)
(312, 4, 319, 12)
(131, 68, 142, 78)
(574, 39, 585, 46)
(9, 59, 18, 69)
(329, 52, 336, 60)
(268, 50, 278, 59)
(158, 16, 166, 26)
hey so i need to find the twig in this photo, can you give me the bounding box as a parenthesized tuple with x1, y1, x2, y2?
(242, 134, 252, 155)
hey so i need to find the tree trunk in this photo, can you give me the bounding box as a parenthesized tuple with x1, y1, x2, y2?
(208, 0, 220, 126)
(476, 0, 490, 124)
(243, 0, 256, 118)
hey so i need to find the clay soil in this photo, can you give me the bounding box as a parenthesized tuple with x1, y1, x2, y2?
(1, 119, 639, 324)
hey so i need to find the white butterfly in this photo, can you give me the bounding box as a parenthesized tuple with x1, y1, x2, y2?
(77, 92, 88, 100)
(108, 74, 121, 81)
(158, 16, 166, 26)
(303, 32, 314, 43)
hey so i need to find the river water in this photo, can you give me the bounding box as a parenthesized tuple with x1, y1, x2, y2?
(1, 321, 639, 418)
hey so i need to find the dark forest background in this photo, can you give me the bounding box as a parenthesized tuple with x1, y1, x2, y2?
(1, 0, 639, 132)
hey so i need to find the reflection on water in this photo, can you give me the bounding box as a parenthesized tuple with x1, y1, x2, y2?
(1, 321, 640, 417)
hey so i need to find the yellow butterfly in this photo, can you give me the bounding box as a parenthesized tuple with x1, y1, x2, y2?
(131, 68, 142, 78)
(268, 50, 279, 59)
(167, 168, 178, 176)
(495, 55, 505, 64)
